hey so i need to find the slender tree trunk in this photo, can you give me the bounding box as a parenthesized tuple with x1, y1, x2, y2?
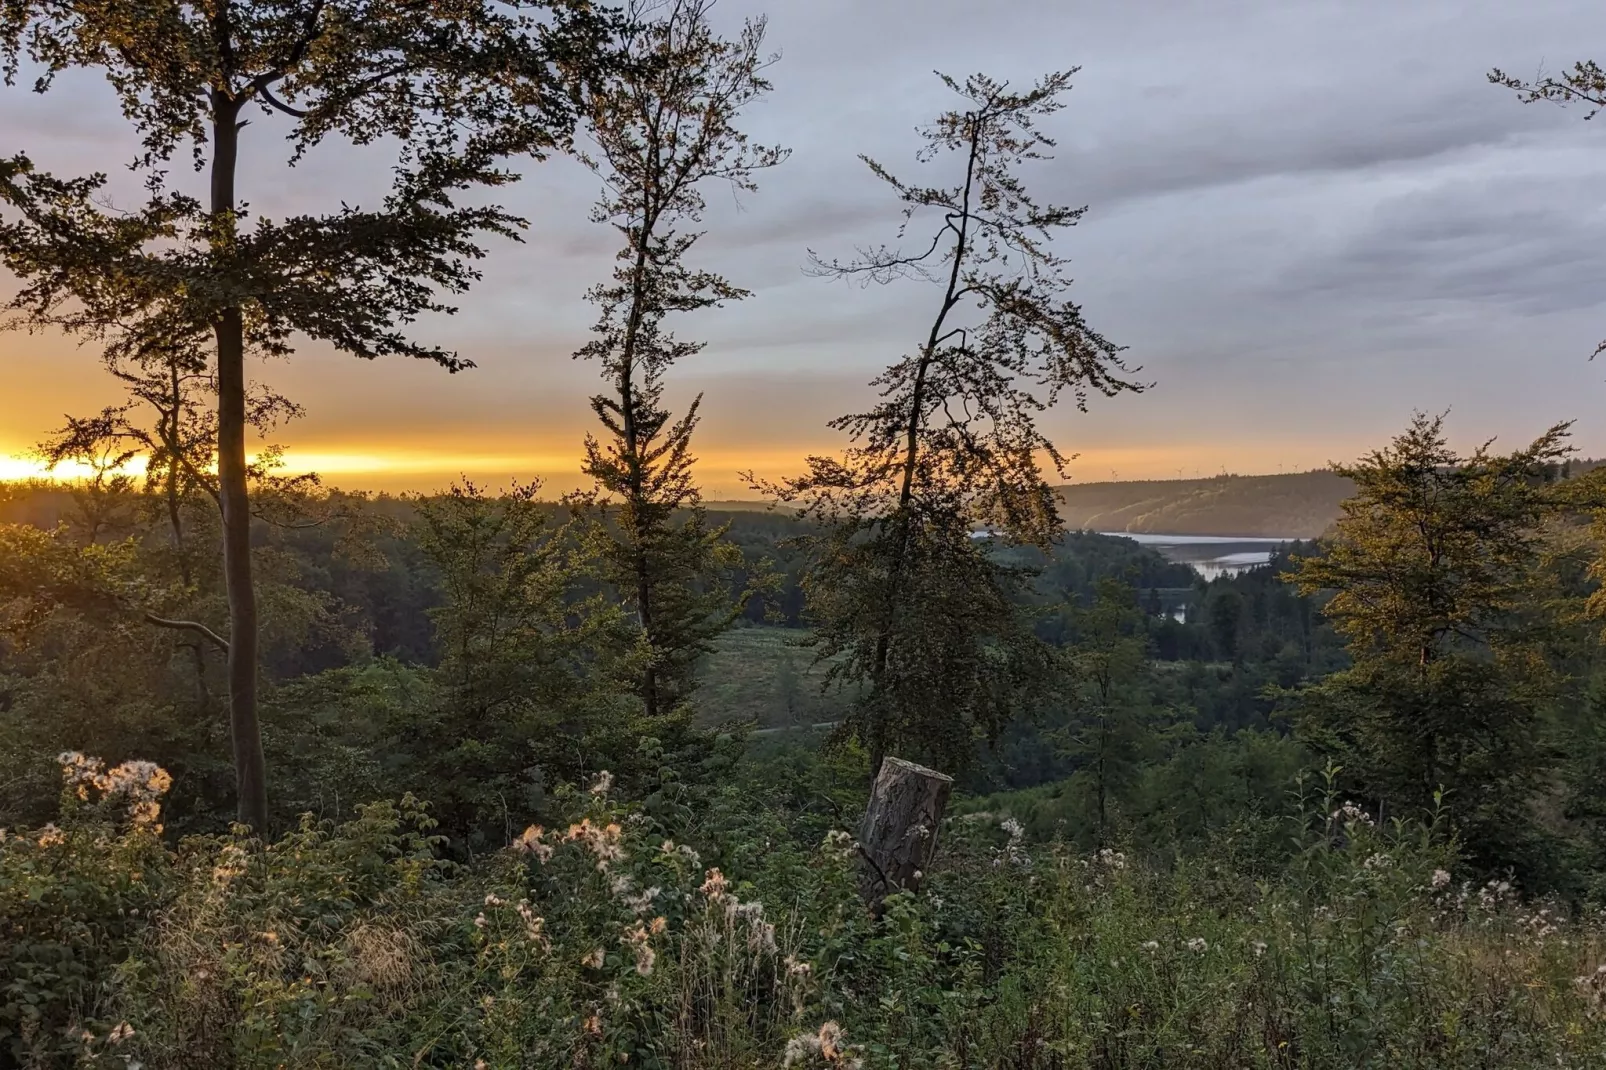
(1096, 715, 1107, 848)
(211, 94, 268, 832)
(865, 117, 982, 771)
(618, 206, 660, 717)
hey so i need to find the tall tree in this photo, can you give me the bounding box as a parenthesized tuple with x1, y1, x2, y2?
(570, 0, 784, 718)
(1287, 413, 1575, 867)
(756, 71, 1144, 776)
(0, 0, 617, 829)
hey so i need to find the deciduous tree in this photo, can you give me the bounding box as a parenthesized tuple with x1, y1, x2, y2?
(756, 70, 1143, 776)
(0, 0, 618, 829)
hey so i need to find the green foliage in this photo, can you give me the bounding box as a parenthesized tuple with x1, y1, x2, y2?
(0, 0, 624, 830)
(8, 750, 1606, 1068)
(1052, 579, 1159, 846)
(1286, 414, 1579, 872)
(404, 481, 640, 846)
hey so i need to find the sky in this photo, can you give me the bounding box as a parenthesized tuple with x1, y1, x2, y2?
(3, 0, 1606, 496)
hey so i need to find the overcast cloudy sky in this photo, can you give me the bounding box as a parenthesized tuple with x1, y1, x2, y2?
(3, 0, 1606, 494)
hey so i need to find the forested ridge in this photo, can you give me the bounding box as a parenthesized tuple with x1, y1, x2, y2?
(5, 5, 1606, 1066)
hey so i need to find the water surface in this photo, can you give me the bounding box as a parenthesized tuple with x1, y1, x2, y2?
(1101, 532, 1297, 581)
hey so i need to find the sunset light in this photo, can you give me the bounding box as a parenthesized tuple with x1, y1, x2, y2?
(5, 0, 1606, 1057)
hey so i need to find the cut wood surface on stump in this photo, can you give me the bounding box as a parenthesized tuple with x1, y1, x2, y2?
(858, 756, 954, 906)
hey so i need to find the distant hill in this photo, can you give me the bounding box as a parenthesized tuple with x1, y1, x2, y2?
(1054, 470, 1353, 539)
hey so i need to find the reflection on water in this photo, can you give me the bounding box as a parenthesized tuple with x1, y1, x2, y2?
(1100, 532, 1295, 581)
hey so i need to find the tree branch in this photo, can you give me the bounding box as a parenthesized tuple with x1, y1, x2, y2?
(257, 82, 308, 118)
(144, 613, 230, 653)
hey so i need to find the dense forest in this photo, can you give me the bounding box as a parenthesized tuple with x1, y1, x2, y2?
(4, 3, 1606, 1067)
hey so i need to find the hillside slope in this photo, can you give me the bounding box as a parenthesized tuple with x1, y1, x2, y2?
(1055, 470, 1353, 538)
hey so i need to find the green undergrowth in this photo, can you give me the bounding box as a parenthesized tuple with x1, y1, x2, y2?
(5, 756, 1606, 1069)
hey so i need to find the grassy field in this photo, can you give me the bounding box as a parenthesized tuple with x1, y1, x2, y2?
(692, 625, 855, 730)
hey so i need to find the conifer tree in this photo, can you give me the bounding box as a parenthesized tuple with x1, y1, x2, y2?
(570, 0, 785, 718)
(756, 70, 1144, 776)
(0, 0, 618, 829)
(1288, 413, 1575, 867)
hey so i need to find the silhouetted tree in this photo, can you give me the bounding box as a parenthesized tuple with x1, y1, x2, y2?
(1057, 578, 1154, 846)
(757, 70, 1144, 776)
(0, 0, 618, 829)
(1491, 59, 1606, 358)
(570, 0, 784, 718)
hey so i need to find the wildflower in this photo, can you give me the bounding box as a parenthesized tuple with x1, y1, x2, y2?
(818, 1021, 845, 1059)
(36, 823, 64, 848)
(473, 913, 487, 929)
(582, 947, 605, 969)
(484, 893, 504, 907)
(1331, 801, 1373, 827)
(516, 900, 547, 947)
(1252, 941, 1268, 958)
(749, 920, 779, 955)
(588, 770, 614, 796)
(475, 1061, 487, 1070)
(1363, 852, 1392, 870)
(107, 1022, 134, 1044)
(784, 953, 812, 977)
(623, 882, 664, 917)
(1431, 868, 1452, 889)
(783, 1021, 858, 1067)
(700, 867, 730, 901)
(1140, 940, 1159, 953)
(565, 819, 625, 871)
(128, 799, 163, 831)
(649, 915, 667, 936)
(1185, 937, 1208, 953)
(511, 825, 553, 862)
(211, 843, 249, 884)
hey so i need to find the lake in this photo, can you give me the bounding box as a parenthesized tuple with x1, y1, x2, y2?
(1101, 532, 1298, 581)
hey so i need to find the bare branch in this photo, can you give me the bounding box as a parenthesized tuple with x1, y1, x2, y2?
(144, 613, 229, 653)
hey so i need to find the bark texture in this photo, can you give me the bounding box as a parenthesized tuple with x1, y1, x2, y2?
(858, 756, 953, 905)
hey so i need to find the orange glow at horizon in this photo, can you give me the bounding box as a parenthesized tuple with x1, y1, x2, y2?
(0, 439, 1325, 497)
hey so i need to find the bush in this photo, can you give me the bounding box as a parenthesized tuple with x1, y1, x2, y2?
(6, 753, 1606, 1068)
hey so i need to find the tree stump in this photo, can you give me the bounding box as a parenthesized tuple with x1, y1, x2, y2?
(858, 757, 953, 906)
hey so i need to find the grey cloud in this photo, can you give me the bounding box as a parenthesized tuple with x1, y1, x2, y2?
(7, 0, 1606, 476)
(1277, 167, 1606, 317)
